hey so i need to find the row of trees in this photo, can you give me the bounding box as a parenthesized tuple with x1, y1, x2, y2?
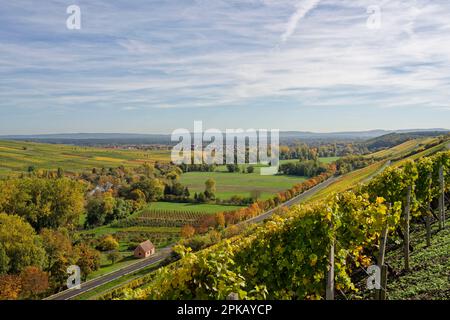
(279, 160, 328, 177)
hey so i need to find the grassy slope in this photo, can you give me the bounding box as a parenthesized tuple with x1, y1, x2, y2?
(0, 140, 170, 175)
(367, 138, 430, 159)
(305, 160, 387, 202)
(385, 221, 450, 300)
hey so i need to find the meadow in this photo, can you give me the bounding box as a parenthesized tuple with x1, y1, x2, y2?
(180, 170, 306, 200)
(179, 158, 336, 201)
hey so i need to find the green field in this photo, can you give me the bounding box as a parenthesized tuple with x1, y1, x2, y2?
(179, 157, 339, 201)
(180, 170, 306, 200)
(0, 140, 170, 175)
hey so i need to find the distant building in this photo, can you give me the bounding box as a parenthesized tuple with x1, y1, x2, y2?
(88, 182, 114, 196)
(134, 240, 155, 258)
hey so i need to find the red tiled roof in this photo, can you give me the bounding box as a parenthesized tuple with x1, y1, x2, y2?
(137, 240, 155, 252)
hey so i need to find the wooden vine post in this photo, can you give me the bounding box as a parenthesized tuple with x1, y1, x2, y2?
(426, 203, 432, 247)
(326, 220, 335, 300)
(425, 173, 432, 247)
(403, 186, 412, 272)
(438, 166, 446, 229)
(375, 211, 389, 300)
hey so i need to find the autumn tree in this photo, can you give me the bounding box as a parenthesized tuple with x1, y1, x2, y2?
(20, 266, 49, 299)
(129, 178, 164, 202)
(97, 235, 119, 251)
(0, 177, 86, 231)
(40, 228, 75, 290)
(0, 243, 10, 274)
(181, 225, 196, 238)
(75, 243, 101, 281)
(0, 274, 22, 300)
(0, 213, 46, 273)
(204, 178, 216, 200)
(215, 212, 225, 228)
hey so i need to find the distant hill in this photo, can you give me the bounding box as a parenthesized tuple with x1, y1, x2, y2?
(0, 129, 448, 146)
(364, 131, 450, 150)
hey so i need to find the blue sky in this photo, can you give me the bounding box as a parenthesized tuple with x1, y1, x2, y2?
(1, 0, 450, 134)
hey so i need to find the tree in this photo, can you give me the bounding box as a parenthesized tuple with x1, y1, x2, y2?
(226, 164, 240, 173)
(0, 274, 22, 300)
(197, 192, 207, 203)
(85, 197, 106, 227)
(0, 213, 46, 273)
(250, 190, 262, 201)
(39, 229, 75, 290)
(57, 167, 64, 178)
(75, 243, 101, 281)
(0, 244, 10, 274)
(215, 212, 225, 228)
(0, 177, 86, 231)
(102, 191, 116, 221)
(204, 178, 216, 200)
(129, 189, 146, 210)
(130, 178, 164, 202)
(40, 229, 73, 270)
(20, 266, 49, 299)
(107, 251, 122, 265)
(97, 235, 119, 251)
(113, 198, 133, 220)
(181, 225, 196, 238)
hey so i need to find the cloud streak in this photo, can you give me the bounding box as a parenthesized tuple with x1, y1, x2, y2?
(281, 0, 321, 43)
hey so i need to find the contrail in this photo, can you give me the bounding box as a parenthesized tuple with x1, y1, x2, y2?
(281, 0, 321, 43)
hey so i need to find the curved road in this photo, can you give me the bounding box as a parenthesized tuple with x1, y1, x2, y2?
(46, 175, 338, 300)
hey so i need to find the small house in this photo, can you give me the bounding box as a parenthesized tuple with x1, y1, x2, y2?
(134, 240, 155, 258)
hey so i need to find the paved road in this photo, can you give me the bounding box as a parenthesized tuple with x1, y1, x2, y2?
(46, 176, 338, 300)
(45, 247, 172, 300)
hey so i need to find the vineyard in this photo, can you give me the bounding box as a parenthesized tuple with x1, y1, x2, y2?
(102, 145, 449, 300)
(112, 207, 234, 228)
(0, 139, 170, 176)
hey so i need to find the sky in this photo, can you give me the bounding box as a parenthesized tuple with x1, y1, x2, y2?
(1, 0, 450, 134)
